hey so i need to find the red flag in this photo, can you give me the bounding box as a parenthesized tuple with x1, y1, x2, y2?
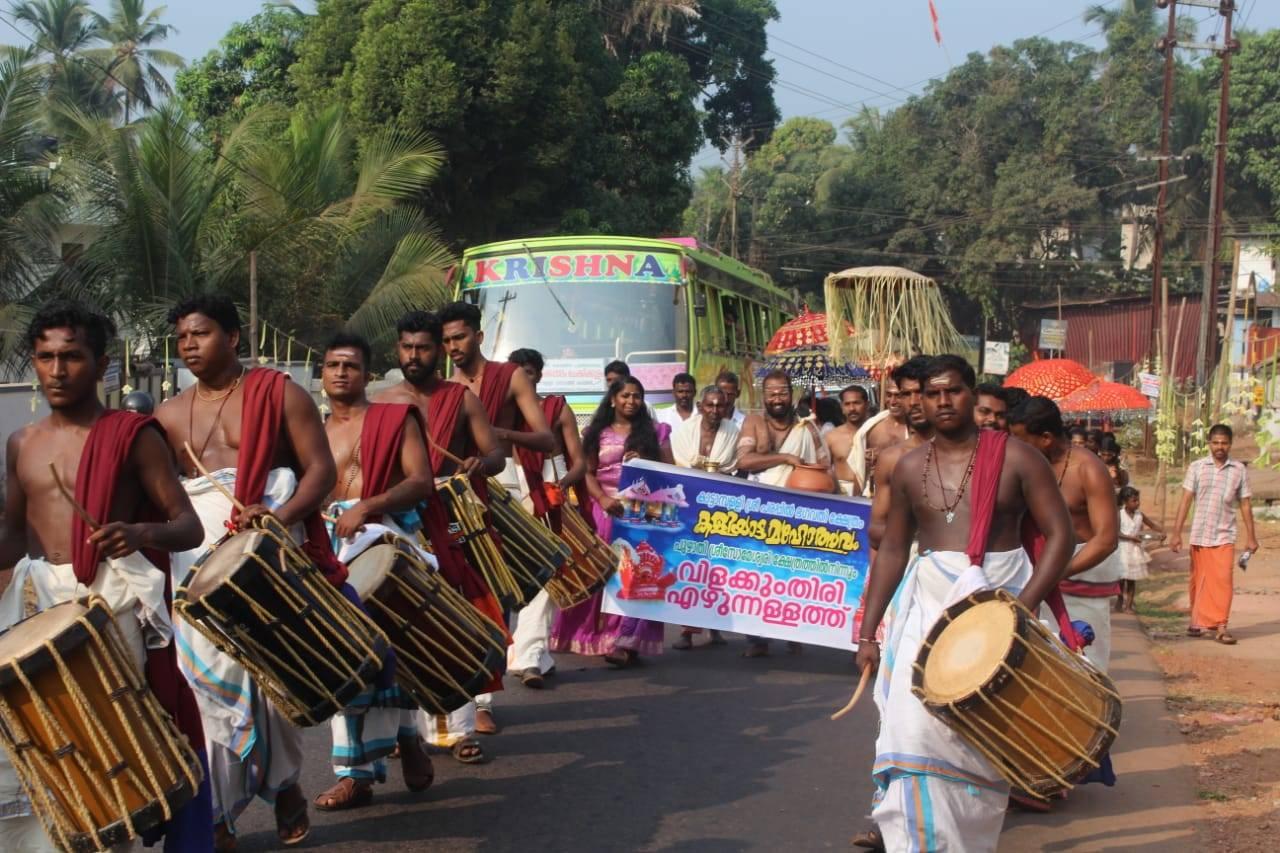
(928, 0, 943, 45)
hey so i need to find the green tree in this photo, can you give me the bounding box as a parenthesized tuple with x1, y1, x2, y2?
(84, 0, 183, 122)
(6, 0, 117, 117)
(0, 49, 62, 315)
(1220, 28, 1280, 216)
(58, 102, 453, 350)
(176, 6, 309, 142)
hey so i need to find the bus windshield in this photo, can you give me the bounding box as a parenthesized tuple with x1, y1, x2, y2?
(468, 281, 683, 393)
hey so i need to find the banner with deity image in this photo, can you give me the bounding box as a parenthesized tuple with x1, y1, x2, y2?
(601, 460, 872, 651)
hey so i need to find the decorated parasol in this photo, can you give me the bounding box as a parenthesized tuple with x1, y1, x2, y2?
(1004, 359, 1095, 400)
(1057, 381, 1152, 418)
(754, 347, 870, 387)
(823, 266, 967, 371)
(765, 308, 851, 356)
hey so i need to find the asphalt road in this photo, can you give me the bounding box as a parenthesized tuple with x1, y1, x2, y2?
(231, 626, 873, 852)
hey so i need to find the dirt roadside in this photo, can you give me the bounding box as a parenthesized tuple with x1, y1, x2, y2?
(1132, 515, 1280, 852)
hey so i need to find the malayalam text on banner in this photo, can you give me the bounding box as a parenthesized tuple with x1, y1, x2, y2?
(600, 460, 872, 651)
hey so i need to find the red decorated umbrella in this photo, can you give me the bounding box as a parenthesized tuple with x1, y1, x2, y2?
(765, 308, 853, 355)
(1004, 359, 1095, 400)
(1057, 381, 1152, 417)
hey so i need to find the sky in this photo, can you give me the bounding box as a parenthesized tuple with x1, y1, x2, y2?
(77, 0, 1280, 167)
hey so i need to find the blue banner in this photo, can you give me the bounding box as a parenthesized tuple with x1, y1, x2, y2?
(601, 460, 872, 651)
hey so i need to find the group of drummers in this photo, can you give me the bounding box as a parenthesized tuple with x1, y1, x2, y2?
(0, 293, 1130, 853)
(0, 295, 619, 852)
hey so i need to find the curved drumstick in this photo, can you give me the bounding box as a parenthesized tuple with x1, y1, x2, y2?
(183, 441, 247, 513)
(426, 434, 468, 468)
(830, 663, 872, 721)
(49, 463, 100, 530)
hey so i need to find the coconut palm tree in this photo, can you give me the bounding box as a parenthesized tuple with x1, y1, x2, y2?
(0, 48, 64, 357)
(217, 104, 454, 346)
(84, 0, 182, 122)
(59, 101, 453, 352)
(7, 0, 118, 115)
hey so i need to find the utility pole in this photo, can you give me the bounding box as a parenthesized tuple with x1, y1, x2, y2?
(1148, 0, 1178, 371)
(1194, 0, 1239, 386)
(720, 134, 752, 260)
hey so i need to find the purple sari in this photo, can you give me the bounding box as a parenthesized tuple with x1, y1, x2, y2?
(550, 422, 670, 656)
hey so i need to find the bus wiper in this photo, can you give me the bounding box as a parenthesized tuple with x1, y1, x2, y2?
(523, 242, 576, 329)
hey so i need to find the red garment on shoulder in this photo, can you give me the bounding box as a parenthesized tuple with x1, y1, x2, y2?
(233, 368, 346, 585)
(515, 394, 565, 524)
(477, 361, 519, 424)
(69, 410, 208, 815)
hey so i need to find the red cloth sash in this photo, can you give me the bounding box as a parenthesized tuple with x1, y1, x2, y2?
(515, 394, 564, 523)
(72, 411, 153, 584)
(1021, 513, 1084, 652)
(967, 429, 1081, 650)
(70, 411, 212, 842)
(425, 381, 468, 473)
(234, 368, 346, 585)
(477, 361, 519, 424)
(359, 402, 417, 507)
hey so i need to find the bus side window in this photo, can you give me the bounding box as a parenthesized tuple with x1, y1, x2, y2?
(722, 296, 747, 354)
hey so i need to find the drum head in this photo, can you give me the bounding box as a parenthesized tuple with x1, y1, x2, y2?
(0, 599, 111, 683)
(186, 530, 270, 598)
(920, 598, 1017, 704)
(346, 544, 398, 600)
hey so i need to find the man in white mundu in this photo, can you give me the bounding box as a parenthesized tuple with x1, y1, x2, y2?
(856, 356, 1073, 852)
(0, 304, 211, 852)
(671, 385, 740, 474)
(156, 295, 339, 848)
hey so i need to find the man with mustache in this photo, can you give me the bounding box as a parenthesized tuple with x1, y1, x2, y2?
(156, 294, 337, 850)
(438, 301, 556, 730)
(851, 376, 910, 496)
(974, 383, 1008, 431)
(866, 358, 932, 551)
(373, 311, 506, 757)
(0, 302, 211, 852)
(826, 385, 871, 495)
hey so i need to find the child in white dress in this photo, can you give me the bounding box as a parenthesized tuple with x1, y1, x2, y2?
(1117, 486, 1163, 613)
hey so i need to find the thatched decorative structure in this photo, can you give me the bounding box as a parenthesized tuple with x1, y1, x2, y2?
(823, 266, 966, 372)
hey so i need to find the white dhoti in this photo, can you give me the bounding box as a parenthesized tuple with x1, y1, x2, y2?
(172, 468, 303, 830)
(0, 552, 173, 852)
(1051, 545, 1123, 674)
(756, 422, 822, 487)
(671, 416, 739, 474)
(872, 549, 1032, 852)
(501, 457, 556, 676)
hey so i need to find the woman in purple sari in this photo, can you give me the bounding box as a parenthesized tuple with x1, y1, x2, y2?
(550, 377, 673, 667)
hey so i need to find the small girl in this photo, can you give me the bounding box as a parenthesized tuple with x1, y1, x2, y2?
(1116, 486, 1163, 613)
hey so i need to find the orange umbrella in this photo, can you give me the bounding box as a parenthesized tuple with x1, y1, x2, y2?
(765, 308, 853, 355)
(1004, 359, 1095, 400)
(1058, 381, 1151, 415)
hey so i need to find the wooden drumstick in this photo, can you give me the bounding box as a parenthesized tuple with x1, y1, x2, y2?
(49, 463, 100, 531)
(830, 663, 872, 721)
(427, 435, 469, 469)
(183, 441, 247, 513)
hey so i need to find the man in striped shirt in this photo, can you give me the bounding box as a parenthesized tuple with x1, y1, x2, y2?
(1170, 424, 1259, 644)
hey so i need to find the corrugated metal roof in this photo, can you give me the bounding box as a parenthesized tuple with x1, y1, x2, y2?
(1022, 295, 1202, 380)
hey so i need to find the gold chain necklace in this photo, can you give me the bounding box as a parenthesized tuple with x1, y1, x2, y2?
(195, 368, 245, 402)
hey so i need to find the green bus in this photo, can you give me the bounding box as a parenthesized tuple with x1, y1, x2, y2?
(455, 236, 795, 417)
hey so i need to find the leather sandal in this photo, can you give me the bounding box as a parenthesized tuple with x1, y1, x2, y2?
(451, 737, 487, 765)
(313, 777, 373, 812)
(1215, 629, 1237, 645)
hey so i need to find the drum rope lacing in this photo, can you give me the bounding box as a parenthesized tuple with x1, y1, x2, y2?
(0, 600, 201, 851)
(175, 518, 387, 726)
